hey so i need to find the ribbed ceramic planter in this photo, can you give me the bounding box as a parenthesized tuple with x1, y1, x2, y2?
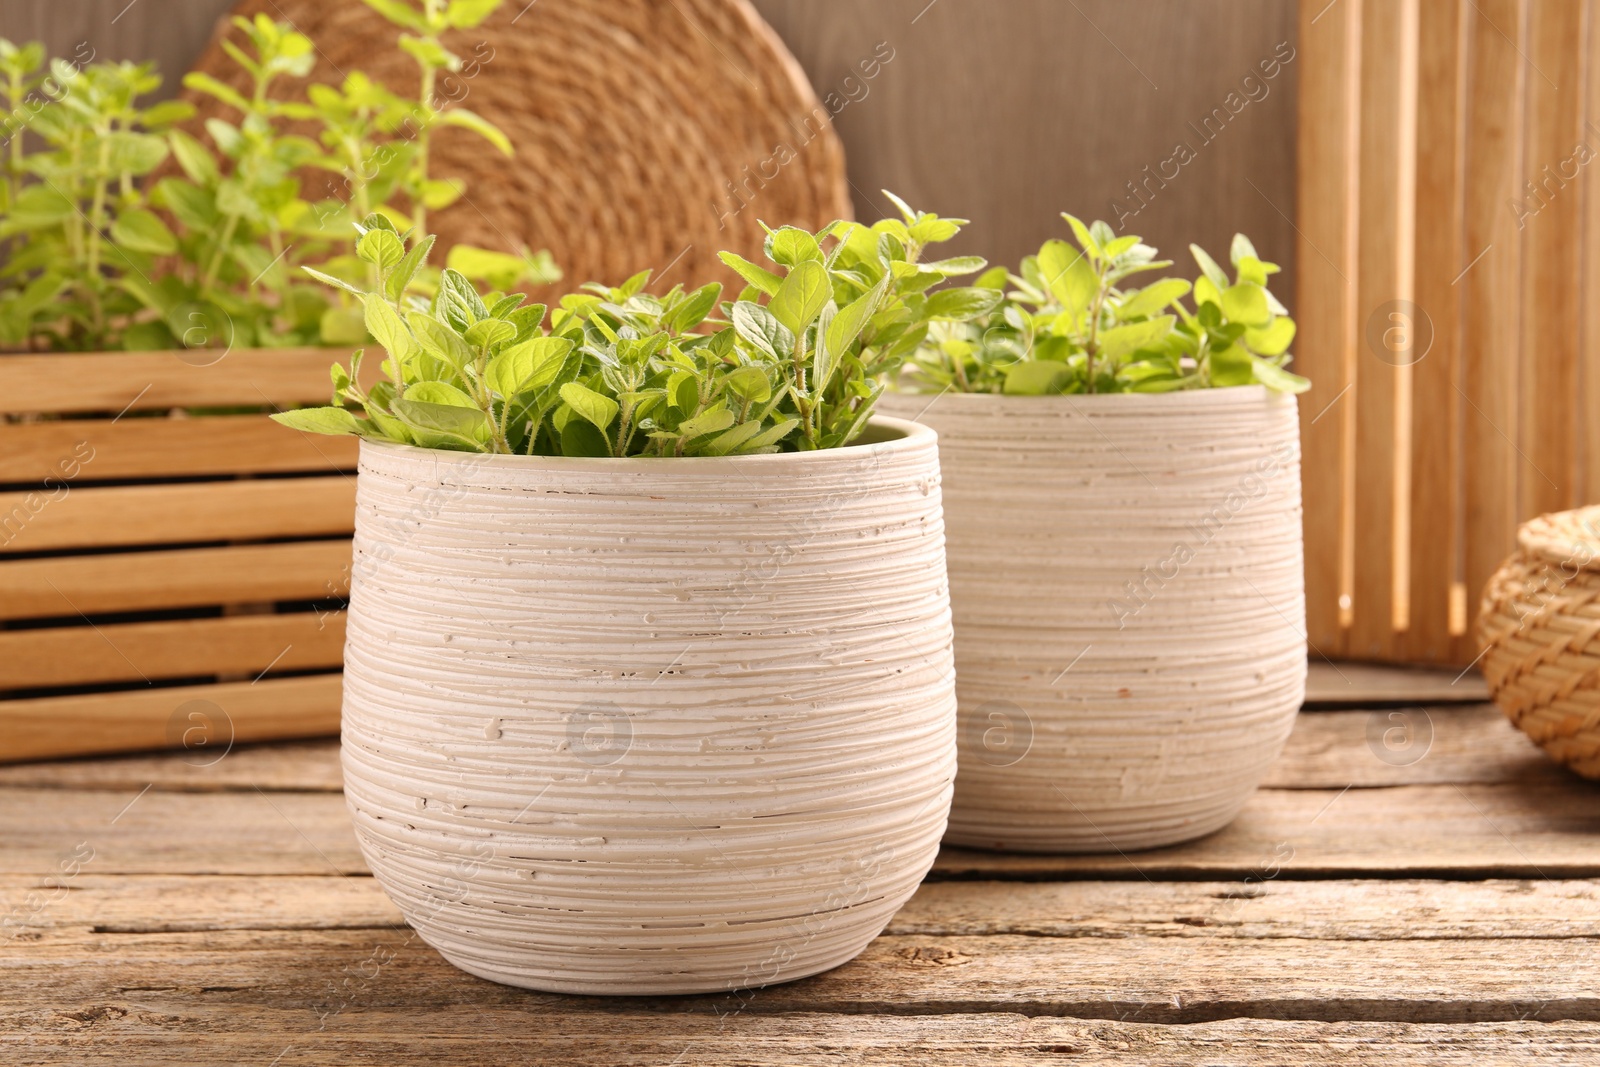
(879, 387, 1305, 852)
(339, 418, 955, 994)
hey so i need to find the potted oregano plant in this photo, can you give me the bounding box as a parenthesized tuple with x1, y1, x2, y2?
(880, 211, 1308, 853)
(0, 1, 552, 352)
(271, 200, 998, 994)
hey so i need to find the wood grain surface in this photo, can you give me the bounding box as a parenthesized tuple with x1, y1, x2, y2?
(3, 688, 1597, 1062)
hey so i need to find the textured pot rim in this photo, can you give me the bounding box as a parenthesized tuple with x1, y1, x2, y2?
(355, 414, 934, 472)
(885, 383, 1276, 409)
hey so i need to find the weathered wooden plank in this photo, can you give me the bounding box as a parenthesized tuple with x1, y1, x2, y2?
(1517, 0, 1584, 520)
(4, 924, 1598, 1024)
(1296, 0, 1361, 659)
(1460, 0, 1526, 623)
(0, 539, 351, 621)
(933, 780, 1600, 880)
(1584, 0, 1600, 505)
(0, 675, 342, 765)
(0, 478, 354, 554)
(1265, 704, 1555, 788)
(5, 1013, 1599, 1067)
(1350, 0, 1420, 658)
(889, 877, 1600, 941)
(7, 874, 1596, 942)
(0, 417, 358, 484)
(4, 778, 1597, 878)
(1406, 0, 1468, 665)
(0, 348, 356, 415)
(0, 739, 344, 792)
(0, 612, 345, 689)
(1305, 660, 1488, 704)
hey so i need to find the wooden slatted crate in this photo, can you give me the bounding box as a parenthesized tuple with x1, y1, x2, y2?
(1296, 0, 1600, 667)
(0, 348, 359, 762)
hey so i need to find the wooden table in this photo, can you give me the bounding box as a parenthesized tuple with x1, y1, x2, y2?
(5, 665, 1599, 1064)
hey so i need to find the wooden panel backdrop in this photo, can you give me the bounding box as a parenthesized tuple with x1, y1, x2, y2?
(1298, 0, 1600, 667)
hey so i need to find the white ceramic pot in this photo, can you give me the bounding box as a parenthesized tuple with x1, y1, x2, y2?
(339, 417, 955, 995)
(878, 387, 1305, 852)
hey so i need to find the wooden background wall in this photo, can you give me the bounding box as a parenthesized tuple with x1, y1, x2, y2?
(1297, 0, 1600, 669)
(0, 0, 1299, 286)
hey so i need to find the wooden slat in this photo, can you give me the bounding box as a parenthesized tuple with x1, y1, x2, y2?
(0, 674, 341, 764)
(8, 873, 1596, 942)
(1585, 0, 1600, 504)
(0, 478, 355, 554)
(1350, 0, 1420, 657)
(5, 923, 1600, 1025)
(0, 611, 345, 689)
(1305, 659, 1488, 703)
(934, 780, 1600, 880)
(4, 777, 1595, 878)
(1405, 0, 1469, 664)
(0, 416, 358, 483)
(4, 1011, 1598, 1067)
(1461, 0, 1527, 630)
(0, 347, 360, 415)
(1265, 704, 1553, 788)
(1296, 0, 1361, 659)
(0, 739, 344, 792)
(0, 540, 351, 621)
(1518, 0, 1585, 521)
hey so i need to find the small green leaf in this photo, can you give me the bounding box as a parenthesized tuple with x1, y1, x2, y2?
(1245, 316, 1296, 357)
(408, 312, 475, 371)
(360, 0, 429, 29)
(168, 130, 219, 185)
(110, 209, 178, 255)
(1115, 279, 1191, 321)
(1251, 355, 1311, 394)
(392, 397, 493, 450)
(718, 251, 782, 296)
(1002, 360, 1071, 395)
(766, 226, 823, 267)
(664, 283, 721, 333)
(769, 260, 831, 334)
(925, 286, 1004, 321)
(1209, 344, 1254, 387)
(436, 107, 513, 154)
(559, 382, 620, 433)
(182, 71, 250, 112)
(1220, 283, 1271, 327)
(1036, 239, 1096, 315)
(363, 292, 415, 367)
(722, 364, 772, 404)
(488, 336, 573, 397)
(825, 274, 887, 359)
(385, 234, 435, 302)
(436, 268, 488, 330)
(357, 228, 406, 272)
(270, 407, 367, 436)
(730, 301, 795, 360)
(1097, 316, 1175, 360)
(1190, 244, 1231, 291)
(464, 317, 516, 349)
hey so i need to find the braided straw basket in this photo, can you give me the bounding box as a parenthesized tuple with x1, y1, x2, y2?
(1478, 507, 1600, 779)
(182, 0, 850, 295)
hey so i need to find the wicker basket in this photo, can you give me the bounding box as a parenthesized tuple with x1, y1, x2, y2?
(181, 0, 850, 297)
(1477, 507, 1600, 778)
